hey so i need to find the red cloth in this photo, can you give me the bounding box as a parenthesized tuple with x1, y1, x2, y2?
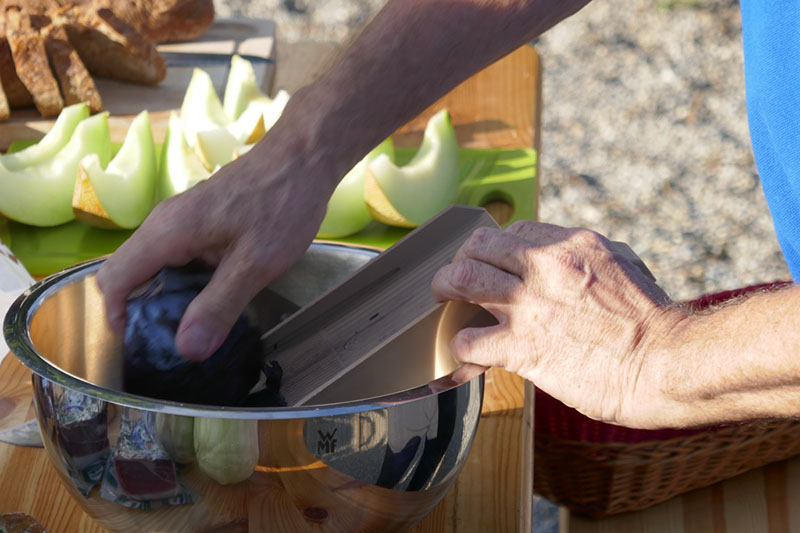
(535, 281, 795, 443)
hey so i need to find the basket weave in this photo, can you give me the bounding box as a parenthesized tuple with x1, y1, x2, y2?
(533, 281, 800, 519)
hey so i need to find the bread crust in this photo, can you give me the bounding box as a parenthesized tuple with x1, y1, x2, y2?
(0, 0, 214, 120)
(0, 79, 9, 120)
(65, 6, 166, 85)
(44, 23, 101, 111)
(100, 0, 214, 43)
(4, 7, 63, 116)
(0, 15, 33, 108)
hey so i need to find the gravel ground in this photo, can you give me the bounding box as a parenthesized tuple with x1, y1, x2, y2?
(215, 0, 791, 301)
(534, 0, 791, 300)
(213, 0, 789, 528)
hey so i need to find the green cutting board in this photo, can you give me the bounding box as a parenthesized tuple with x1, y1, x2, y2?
(0, 147, 536, 277)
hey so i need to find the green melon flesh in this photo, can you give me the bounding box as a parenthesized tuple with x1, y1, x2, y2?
(183, 57, 289, 170)
(232, 144, 255, 159)
(194, 101, 267, 170)
(262, 90, 290, 130)
(158, 112, 211, 202)
(1, 103, 89, 171)
(0, 112, 112, 226)
(180, 68, 229, 148)
(194, 128, 240, 171)
(364, 109, 459, 227)
(223, 54, 265, 120)
(318, 138, 395, 238)
(226, 101, 267, 144)
(78, 110, 157, 229)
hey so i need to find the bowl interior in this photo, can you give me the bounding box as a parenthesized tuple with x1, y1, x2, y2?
(25, 244, 465, 407)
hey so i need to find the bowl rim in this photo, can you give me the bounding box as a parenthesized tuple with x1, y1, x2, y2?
(3, 243, 485, 419)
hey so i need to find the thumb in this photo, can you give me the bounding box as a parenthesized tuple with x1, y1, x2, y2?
(449, 323, 511, 369)
(175, 249, 268, 361)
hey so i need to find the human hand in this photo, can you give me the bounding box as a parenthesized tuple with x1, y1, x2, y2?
(96, 125, 339, 362)
(431, 222, 689, 428)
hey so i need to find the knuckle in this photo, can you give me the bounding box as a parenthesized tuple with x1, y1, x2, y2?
(553, 247, 581, 269)
(232, 255, 265, 284)
(463, 227, 491, 254)
(507, 220, 535, 236)
(519, 239, 587, 279)
(148, 197, 191, 229)
(142, 204, 175, 233)
(570, 228, 607, 249)
(545, 249, 586, 279)
(449, 261, 479, 291)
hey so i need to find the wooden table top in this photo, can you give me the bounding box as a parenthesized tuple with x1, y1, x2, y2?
(0, 42, 541, 532)
(566, 458, 800, 533)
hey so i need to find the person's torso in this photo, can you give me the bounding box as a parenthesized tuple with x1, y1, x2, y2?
(740, 1, 800, 280)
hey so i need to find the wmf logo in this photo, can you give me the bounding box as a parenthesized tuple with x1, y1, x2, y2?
(317, 429, 338, 454)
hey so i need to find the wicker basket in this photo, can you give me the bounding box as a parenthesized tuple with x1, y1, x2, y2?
(533, 281, 800, 519)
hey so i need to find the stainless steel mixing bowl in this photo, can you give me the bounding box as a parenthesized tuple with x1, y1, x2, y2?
(3, 243, 484, 533)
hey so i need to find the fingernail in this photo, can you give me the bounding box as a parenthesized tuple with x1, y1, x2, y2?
(178, 324, 216, 361)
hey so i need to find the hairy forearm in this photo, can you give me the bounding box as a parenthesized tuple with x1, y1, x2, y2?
(643, 285, 800, 427)
(272, 0, 589, 185)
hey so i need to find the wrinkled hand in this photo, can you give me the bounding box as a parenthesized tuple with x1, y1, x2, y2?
(96, 130, 336, 362)
(431, 221, 688, 427)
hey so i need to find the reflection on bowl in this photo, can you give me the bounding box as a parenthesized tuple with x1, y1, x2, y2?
(4, 243, 484, 533)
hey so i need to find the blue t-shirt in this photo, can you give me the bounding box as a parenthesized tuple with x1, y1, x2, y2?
(741, 2, 800, 281)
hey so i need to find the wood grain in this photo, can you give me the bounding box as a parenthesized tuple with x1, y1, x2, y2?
(394, 45, 540, 151)
(566, 455, 800, 533)
(265, 206, 498, 406)
(0, 43, 540, 532)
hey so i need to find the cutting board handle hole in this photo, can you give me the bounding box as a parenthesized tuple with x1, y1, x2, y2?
(479, 192, 515, 225)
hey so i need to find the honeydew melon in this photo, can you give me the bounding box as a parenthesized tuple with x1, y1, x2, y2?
(262, 90, 290, 131)
(158, 112, 211, 202)
(364, 110, 459, 228)
(318, 138, 395, 238)
(194, 101, 267, 170)
(223, 54, 264, 120)
(194, 418, 258, 485)
(231, 143, 255, 160)
(194, 129, 238, 171)
(180, 68, 228, 149)
(73, 110, 157, 229)
(227, 102, 267, 144)
(221, 54, 290, 129)
(1, 103, 89, 171)
(0, 112, 112, 226)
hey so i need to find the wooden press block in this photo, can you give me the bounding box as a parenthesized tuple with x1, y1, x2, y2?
(262, 205, 500, 406)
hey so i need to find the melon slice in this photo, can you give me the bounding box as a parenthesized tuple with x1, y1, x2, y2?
(194, 101, 267, 170)
(180, 68, 228, 149)
(1, 103, 89, 171)
(227, 102, 267, 144)
(223, 54, 265, 121)
(0, 112, 112, 226)
(364, 110, 459, 228)
(158, 112, 211, 202)
(74, 110, 157, 229)
(262, 90, 290, 131)
(232, 144, 255, 160)
(318, 138, 395, 238)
